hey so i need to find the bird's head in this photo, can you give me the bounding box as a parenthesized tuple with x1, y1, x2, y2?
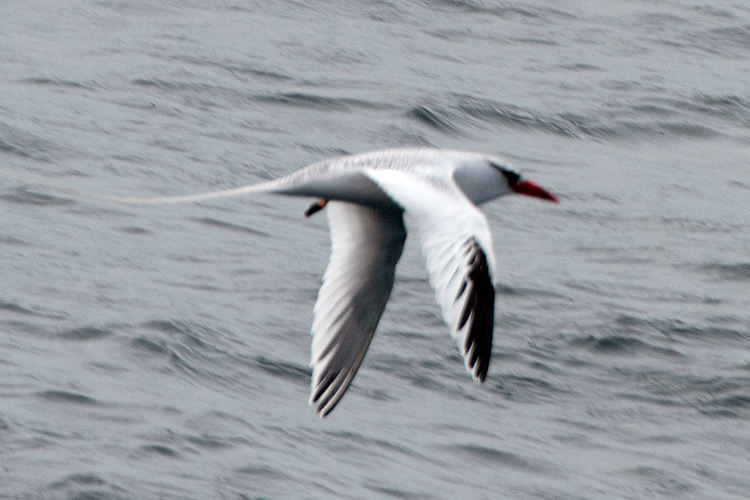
(488, 160, 559, 203)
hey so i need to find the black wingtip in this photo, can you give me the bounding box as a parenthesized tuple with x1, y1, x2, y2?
(458, 238, 495, 383)
(311, 368, 350, 417)
(312, 369, 339, 403)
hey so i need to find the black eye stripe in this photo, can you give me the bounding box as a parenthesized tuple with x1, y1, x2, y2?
(489, 162, 520, 185)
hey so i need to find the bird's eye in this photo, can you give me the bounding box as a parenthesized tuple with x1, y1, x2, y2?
(490, 162, 520, 185)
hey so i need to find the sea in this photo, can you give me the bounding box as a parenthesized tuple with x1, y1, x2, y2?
(1, 1, 749, 499)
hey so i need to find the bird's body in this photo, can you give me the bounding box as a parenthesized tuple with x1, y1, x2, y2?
(272, 148, 501, 206)
(101, 148, 558, 416)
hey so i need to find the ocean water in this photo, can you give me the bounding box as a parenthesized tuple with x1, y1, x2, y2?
(1, 1, 749, 498)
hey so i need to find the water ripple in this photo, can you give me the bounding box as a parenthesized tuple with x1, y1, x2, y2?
(58, 327, 112, 341)
(491, 373, 568, 403)
(254, 355, 310, 383)
(572, 334, 682, 357)
(47, 471, 133, 500)
(700, 262, 750, 281)
(19, 77, 98, 92)
(36, 390, 102, 406)
(450, 443, 543, 472)
(0, 187, 73, 206)
(405, 92, 750, 140)
(253, 91, 385, 111)
(192, 217, 269, 236)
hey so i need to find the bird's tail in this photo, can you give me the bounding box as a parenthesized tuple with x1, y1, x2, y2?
(1, 166, 283, 205)
(80, 181, 278, 205)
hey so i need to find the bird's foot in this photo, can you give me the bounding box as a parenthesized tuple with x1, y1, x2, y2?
(304, 198, 329, 217)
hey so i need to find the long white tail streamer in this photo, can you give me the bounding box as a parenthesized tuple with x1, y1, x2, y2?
(1, 167, 270, 205)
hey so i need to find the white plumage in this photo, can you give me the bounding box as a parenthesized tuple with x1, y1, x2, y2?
(96, 148, 558, 416)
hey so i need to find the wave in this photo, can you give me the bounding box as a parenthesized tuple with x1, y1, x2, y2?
(407, 92, 749, 141)
(700, 262, 750, 281)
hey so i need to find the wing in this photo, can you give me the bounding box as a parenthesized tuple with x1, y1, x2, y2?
(310, 201, 406, 416)
(365, 169, 496, 382)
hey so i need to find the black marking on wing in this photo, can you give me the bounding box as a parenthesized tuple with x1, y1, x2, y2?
(456, 238, 495, 382)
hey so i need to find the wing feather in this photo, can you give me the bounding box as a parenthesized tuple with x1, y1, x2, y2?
(364, 169, 496, 382)
(310, 202, 406, 416)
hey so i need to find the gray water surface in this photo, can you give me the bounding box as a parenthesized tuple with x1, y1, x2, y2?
(2, 1, 749, 499)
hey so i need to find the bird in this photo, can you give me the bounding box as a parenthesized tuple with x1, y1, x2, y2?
(100, 148, 558, 416)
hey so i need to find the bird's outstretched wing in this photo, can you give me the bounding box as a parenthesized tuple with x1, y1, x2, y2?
(310, 202, 406, 416)
(365, 169, 496, 382)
